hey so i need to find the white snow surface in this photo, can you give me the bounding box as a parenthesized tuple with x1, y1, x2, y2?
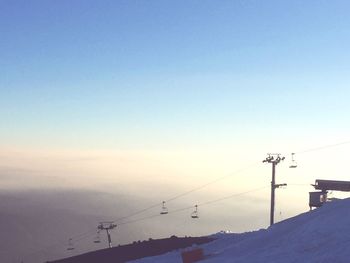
(129, 198, 350, 263)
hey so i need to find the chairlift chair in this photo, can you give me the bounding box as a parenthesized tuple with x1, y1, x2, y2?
(289, 153, 297, 168)
(191, 205, 199, 219)
(93, 231, 101, 244)
(160, 201, 168, 215)
(67, 238, 75, 251)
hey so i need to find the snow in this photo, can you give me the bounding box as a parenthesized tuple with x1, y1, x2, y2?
(129, 198, 350, 263)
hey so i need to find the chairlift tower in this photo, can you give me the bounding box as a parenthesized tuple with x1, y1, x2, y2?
(98, 221, 117, 248)
(263, 154, 286, 226)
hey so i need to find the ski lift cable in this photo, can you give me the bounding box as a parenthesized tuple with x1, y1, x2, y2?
(77, 163, 259, 243)
(166, 162, 260, 203)
(118, 185, 269, 226)
(197, 185, 269, 207)
(21, 163, 259, 261)
(28, 137, 349, 259)
(118, 213, 167, 226)
(118, 204, 198, 225)
(113, 203, 162, 222)
(20, 225, 100, 260)
(72, 154, 306, 236)
(23, 230, 97, 259)
(40, 184, 266, 255)
(24, 138, 350, 261)
(27, 136, 350, 260)
(293, 140, 350, 155)
(114, 138, 350, 225)
(25, 137, 350, 261)
(29, 140, 350, 225)
(113, 161, 260, 223)
(286, 140, 350, 168)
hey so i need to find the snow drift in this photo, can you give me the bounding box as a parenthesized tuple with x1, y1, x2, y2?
(130, 198, 350, 263)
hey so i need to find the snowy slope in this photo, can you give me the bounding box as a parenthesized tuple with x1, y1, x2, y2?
(130, 198, 350, 263)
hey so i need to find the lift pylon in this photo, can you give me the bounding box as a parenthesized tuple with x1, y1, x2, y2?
(98, 221, 117, 248)
(263, 153, 286, 226)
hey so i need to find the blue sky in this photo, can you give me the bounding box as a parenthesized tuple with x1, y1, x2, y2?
(1, 0, 350, 150)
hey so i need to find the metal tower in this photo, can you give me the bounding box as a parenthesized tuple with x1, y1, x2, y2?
(263, 154, 286, 226)
(98, 221, 117, 248)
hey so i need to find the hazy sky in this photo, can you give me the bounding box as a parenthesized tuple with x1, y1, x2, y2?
(1, 1, 350, 262)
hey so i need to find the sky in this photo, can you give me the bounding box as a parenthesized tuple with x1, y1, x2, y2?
(1, 0, 350, 150)
(1, 1, 350, 262)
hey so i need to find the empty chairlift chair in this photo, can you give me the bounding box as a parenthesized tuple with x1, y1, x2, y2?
(93, 231, 101, 244)
(67, 238, 75, 251)
(289, 153, 297, 168)
(191, 205, 199, 219)
(160, 201, 168, 215)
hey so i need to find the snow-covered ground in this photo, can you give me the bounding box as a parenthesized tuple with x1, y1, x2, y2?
(130, 198, 350, 263)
